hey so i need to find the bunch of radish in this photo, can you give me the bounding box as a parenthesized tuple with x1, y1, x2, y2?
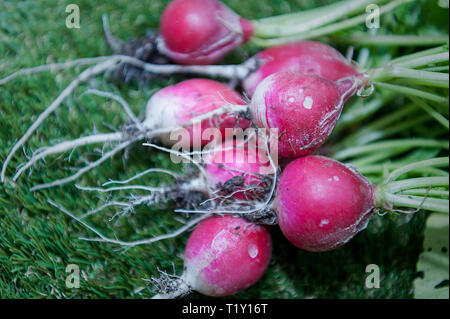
(2, 41, 447, 190)
(141, 149, 447, 297)
(152, 215, 272, 298)
(149, 0, 415, 65)
(53, 132, 447, 298)
(73, 137, 276, 222)
(1, 0, 448, 299)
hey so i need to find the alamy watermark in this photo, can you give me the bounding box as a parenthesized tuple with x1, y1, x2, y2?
(365, 264, 380, 289)
(64, 3, 382, 30)
(366, 4, 380, 29)
(65, 264, 80, 288)
(166, 127, 279, 175)
(66, 4, 80, 29)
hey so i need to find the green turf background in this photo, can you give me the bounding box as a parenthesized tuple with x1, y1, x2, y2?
(0, 0, 447, 298)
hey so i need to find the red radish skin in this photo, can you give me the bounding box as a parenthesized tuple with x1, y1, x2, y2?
(243, 41, 361, 96)
(143, 79, 249, 147)
(250, 71, 358, 158)
(159, 0, 253, 65)
(204, 139, 274, 200)
(275, 156, 375, 252)
(182, 215, 272, 297)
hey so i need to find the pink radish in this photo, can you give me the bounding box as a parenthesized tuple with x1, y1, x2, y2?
(145, 78, 249, 147)
(157, 0, 406, 65)
(275, 155, 374, 252)
(274, 156, 449, 252)
(153, 215, 272, 298)
(249, 71, 359, 158)
(203, 138, 274, 200)
(74, 137, 276, 217)
(243, 41, 362, 96)
(158, 0, 253, 65)
(8, 71, 360, 191)
(7, 78, 250, 191)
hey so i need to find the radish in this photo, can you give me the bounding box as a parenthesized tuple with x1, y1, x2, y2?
(203, 138, 275, 201)
(152, 215, 272, 298)
(156, 0, 410, 65)
(144, 78, 249, 147)
(143, 137, 275, 206)
(48, 138, 277, 251)
(0, 70, 365, 191)
(5, 79, 249, 191)
(275, 156, 449, 252)
(2, 44, 447, 184)
(74, 137, 276, 223)
(243, 41, 449, 97)
(158, 0, 253, 65)
(244, 43, 449, 157)
(4, 68, 360, 189)
(242, 41, 361, 96)
(249, 71, 359, 158)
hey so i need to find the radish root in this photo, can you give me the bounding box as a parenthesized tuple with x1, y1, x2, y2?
(149, 270, 191, 299)
(48, 200, 212, 247)
(8, 89, 248, 191)
(1, 48, 257, 185)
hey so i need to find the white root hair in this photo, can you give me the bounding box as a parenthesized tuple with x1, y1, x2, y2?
(1, 49, 256, 185)
(2, 58, 120, 182)
(172, 133, 279, 221)
(149, 270, 191, 299)
(12, 132, 125, 182)
(74, 133, 276, 232)
(103, 168, 180, 186)
(82, 89, 142, 129)
(10, 92, 248, 190)
(0, 56, 114, 85)
(101, 14, 124, 52)
(79, 201, 131, 220)
(48, 200, 212, 247)
(30, 139, 135, 191)
(74, 162, 210, 220)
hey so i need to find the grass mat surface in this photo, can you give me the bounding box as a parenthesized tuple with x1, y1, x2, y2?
(0, 0, 447, 298)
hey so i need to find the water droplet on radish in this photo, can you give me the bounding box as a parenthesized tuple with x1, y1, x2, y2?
(211, 229, 231, 252)
(319, 219, 330, 227)
(303, 96, 313, 109)
(248, 244, 259, 258)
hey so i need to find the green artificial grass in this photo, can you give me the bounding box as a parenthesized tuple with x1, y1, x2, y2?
(0, 0, 447, 298)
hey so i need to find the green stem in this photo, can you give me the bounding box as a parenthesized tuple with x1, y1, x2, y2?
(383, 193, 449, 213)
(334, 104, 421, 150)
(373, 82, 449, 105)
(371, 67, 449, 88)
(386, 176, 449, 192)
(329, 34, 449, 46)
(385, 157, 449, 182)
(251, 0, 411, 47)
(388, 45, 448, 65)
(334, 139, 449, 161)
(350, 149, 407, 167)
(392, 52, 449, 69)
(399, 77, 450, 89)
(257, 0, 385, 25)
(347, 116, 429, 150)
(253, 0, 379, 38)
(359, 165, 448, 177)
(422, 66, 449, 72)
(333, 92, 395, 134)
(403, 189, 449, 198)
(408, 96, 449, 130)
